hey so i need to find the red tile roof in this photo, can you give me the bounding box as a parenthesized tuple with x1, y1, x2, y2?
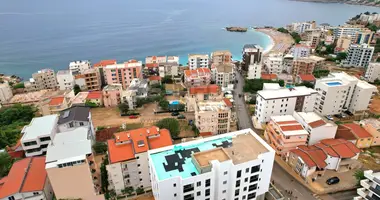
(149, 76, 161, 81)
(276, 120, 298, 125)
(261, 73, 277, 80)
(75, 74, 86, 79)
(341, 123, 373, 139)
(223, 98, 233, 107)
(308, 120, 326, 128)
(280, 125, 304, 131)
(49, 96, 64, 106)
(0, 157, 47, 198)
(108, 126, 173, 164)
(93, 60, 117, 67)
(291, 145, 327, 169)
(184, 68, 211, 77)
(87, 91, 103, 99)
(189, 85, 219, 95)
(200, 132, 213, 136)
(146, 63, 158, 68)
(319, 139, 360, 158)
(299, 74, 316, 82)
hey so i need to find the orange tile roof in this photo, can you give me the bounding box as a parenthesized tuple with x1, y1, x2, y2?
(319, 139, 360, 158)
(276, 120, 298, 125)
(184, 68, 211, 77)
(189, 85, 219, 95)
(93, 60, 117, 67)
(280, 125, 304, 131)
(146, 63, 159, 68)
(0, 157, 47, 198)
(49, 96, 64, 106)
(87, 91, 103, 99)
(200, 132, 213, 136)
(299, 74, 316, 82)
(108, 126, 173, 164)
(75, 74, 86, 79)
(261, 73, 277, 80)
(308, 120, 326, 128)
(223, 98, 233, 107)
(149, 76, 161, 81)
(342, 123, 373, 139)
(290, 147, 327, 169)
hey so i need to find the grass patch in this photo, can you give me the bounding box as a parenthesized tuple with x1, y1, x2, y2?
(125, 123, 144, 130)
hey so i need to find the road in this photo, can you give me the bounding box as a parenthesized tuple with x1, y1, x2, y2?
(234, 71, 357, 200)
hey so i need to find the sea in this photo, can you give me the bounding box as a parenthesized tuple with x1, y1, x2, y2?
(0, 0, 378, 79)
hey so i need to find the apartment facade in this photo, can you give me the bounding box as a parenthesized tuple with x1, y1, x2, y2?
(343, 44, 374, 68)
(188, 54, 209, 70)
(93, 59, 117, 87)
(148, 129, 275, 200)
(314, 72, 377, 115)
(194, 99, 233, 135)
(106, 127, 173, 195)
(186, 85, 222, 112)
(335, 35, 352, 53)
(356, 170, 380, 200)
(332, 25, 362, 42)
(293, 112, 337, 145)
(365, 62, 380, 83)
(69, 60, 91, 75)
(211, 50, 232, 64)
(292, 45, 310, 59)
(336, 123, 374, 149)
(25, 69, 57, 92)
(263, 53, 283, 75)
(103, 84, 122, 107)
(56, 70, 74, 90)
(46, 127, 103, 200)
(242, 44, 263, 72)
(146, 56, 167, 64)
(360, 118, 380, 146)
(255, 86, 318, 124)
(104, 60, 143, 89)
(83, 68, 101, 91)
(354, 29, 374, 45)
(158, 62, 179, 77)
(292, 58, 316, 76)
(0, 83, 13, 103)
(21, 115, 58, 157)
(0, 157, 54, 200)
(211, 63, 235, 88)
(184, 68, 211, 87)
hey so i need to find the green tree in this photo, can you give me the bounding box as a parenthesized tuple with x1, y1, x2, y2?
(159, 99, 169, 110)
(278, 80, 285, 87)
(100, 155, 109, 193)
(118, 102, 129, 114)
(313, 70, 330, 78)
(290, 32, 301, 43)
(353, 169, 365, 185)
(336, 52, 347, 61)
(92, 142, 108, 154)
(161, 75, 173, 84)
(0, 152, 13, 177)
(85, 100, 98, 108)
(156, 118, 180, 138)
(296, 81, 314, 88)
(13, 82, 25, 89)
(73, 84, 81, 95)
(122, 187, 134, 196)
(135, 187, 145, 195)
(366, 23, 379, 32)
(374, 79, 380, 85)
(277, 27, 289, 33)
(375, 38, 380, 53)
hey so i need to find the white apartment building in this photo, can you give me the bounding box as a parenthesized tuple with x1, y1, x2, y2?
(211, 63, 235, 89)
(0, 83, 13, 103)
(355, 170, 380, 200)
(121, 79, 149, 109)
(57, 70, 74, 90)
(263, 53, 284, 75)
(159, 62, 179, 77)
(69, 60, 91, 75)
(365, 62, 380, 83)
(21, 114, 58, 157)
(289, 21, 316, 33)
(25, 69, 57, 92)
(167, 56, 180, 64)
(332, 25, 362, 42)
(343, 44, 374, 68)
(188, 54, 209, 70)
(292, 45, 311, 59)
(146, 56, 167, 64)
(255, 86, 317, 124)
(148, 129, 275, 200)
(195, 99, 233, 135)
(314, 72, 377, 116)
(106, 126, 173, 195)
(245, 45, 263, 80)
(293, 112, 337, 145)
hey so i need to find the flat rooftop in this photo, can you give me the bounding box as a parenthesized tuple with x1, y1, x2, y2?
(21, 115, 58, 141)
(271, 115, 309, 136)
(325, 81, 342, 86)
(357, 80, 377, 90)
(258, 86, 317, 100)
(149, 129, 270, 181)
(197, 100, 230, 112)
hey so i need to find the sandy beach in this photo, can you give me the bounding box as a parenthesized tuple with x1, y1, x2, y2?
(255, 28, 294, 55)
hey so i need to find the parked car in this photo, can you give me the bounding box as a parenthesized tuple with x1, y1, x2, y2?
(171, 112, 180, 116)
(177, 114, 186, 119)
(326, 177, 340, 185)
(129, 115, 139, 119)
(326, 115, 334, 121)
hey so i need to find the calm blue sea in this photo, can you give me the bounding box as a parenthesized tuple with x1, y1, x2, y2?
(0, 0, 378, 79)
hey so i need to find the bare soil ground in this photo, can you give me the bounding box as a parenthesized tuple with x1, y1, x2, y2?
(177, 120, 196, 138)
(370, 95, 380, 114)
(91, 107, 140, 128)
(359, 147, 380, 171)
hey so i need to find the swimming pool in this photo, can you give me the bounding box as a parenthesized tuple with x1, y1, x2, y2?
(326, 82, 342, 86)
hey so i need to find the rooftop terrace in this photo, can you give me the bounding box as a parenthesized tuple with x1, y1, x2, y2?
(197, 100, 230, 112)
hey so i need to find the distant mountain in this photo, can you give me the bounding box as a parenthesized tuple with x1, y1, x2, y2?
(292, 0, 380, 7)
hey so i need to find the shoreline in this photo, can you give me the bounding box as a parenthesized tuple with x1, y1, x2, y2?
(290, 0, 380, 7)
(255, 28, 295, 55)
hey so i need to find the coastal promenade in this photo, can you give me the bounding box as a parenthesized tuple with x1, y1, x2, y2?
(256, 28, 294, 54)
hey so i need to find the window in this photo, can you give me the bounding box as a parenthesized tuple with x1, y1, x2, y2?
(197, 181, 201, 187)
(137, 164, 140, 167)
(222, 190, 226, 193)
(251, 165, 260, 173)
(224, 171, 228, 175)
(8, 197, 15, 200)
(205, 189, 210, 196)
(206, 179, 211, 187)
(183, 184, 194, 193)
(236, 180, 241, 187)
(248, 192, 256, 200)
(250, 175, 259, 183)
(69, 122, 74, 128)
(244, 177, 248, 182)
(197, 191, 201, 196)
(237, 170, 242, 178)
(223, 180, 227, 184)
(174, 193, 177, 197)
(249, 184, 257, 192)
(235, 189, 240, 196)
(173, 183, 176, 187)
(79, 122, 84, 126)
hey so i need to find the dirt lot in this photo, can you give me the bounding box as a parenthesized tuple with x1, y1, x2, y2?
(370, 95, 380, 114)
(177, 120, 196, 138)
(91, 107, 140, 127)
(359, 147, 380, 171)
(308, 169, 358, 194)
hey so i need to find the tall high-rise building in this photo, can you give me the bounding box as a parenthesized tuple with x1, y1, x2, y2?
(211, 50, 232, 65)
(25, 69, 57, 92)
(104, 60, 143, 89)
(343, 44, 374, 68)
(365, 62, 380, 83)
(188, 54, 209, 70)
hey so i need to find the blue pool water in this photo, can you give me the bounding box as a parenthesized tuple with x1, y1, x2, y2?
(326, 82, 342, 86)
(169, 100, 179, 105)
(150, 136, 232, 181)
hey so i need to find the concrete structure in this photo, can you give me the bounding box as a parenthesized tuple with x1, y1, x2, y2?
(288, 139, 360, 180)
(158, 62, 179, 77)
(21, 115, 58, 157)
(293, 112, 337, 145)
(289, 21, 316, 33)
(56, 106, 94, 135)
(354, 29, 374, 45)
(103, 84, 122, 107)
(356, 170, 380, 200)
(167, 56, 180, 64)
(106, 126, 173, 195)
(265, 115, 309, 156)
(292, 45, 311, 59)
(314, 72, 377, 116)
(121, 79, 148, 109)
(211, 50, 232, 64)
(255, 86, 317, 124)
(0, 83, 13, 104)
(74, 74, 87, 90)
(292, 58, 317, 76)
(146, 56, 167, 64)
(57, 70, 74, 90)
(46, 127, 104, 200)
(46, 96, 69, 114)
(83, 68, 101, 91)
(104, 60, 143, 89)
(365, 62, 380, 83)
(188, 54, 209, 70)
(335, 35, 352, 53)
(25, 69, 57, 92)
(336, 123, 374, 149)
(305, 29, 321, 48)
(332, 25, 362, 42)
(186, 85, 223, 112)
(93, 59, 117, 87)
(148, 128, 275, 200)
(308, 55, 326, 70)
(0, 157, 54, 200)
(71, 92, 89, 106)
(343, 44, 374, 68)
(242, 44, 263, 72)
(360, 118, 380, 146)
(264, 53, 284, 75)
(69, 60, 91, 75)
(211, 63, 235, 89)
(184, 68, 211, 87)
(194, 99, 233, 135)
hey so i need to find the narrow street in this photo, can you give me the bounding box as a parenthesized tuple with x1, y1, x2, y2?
(233, 71, 357, 200)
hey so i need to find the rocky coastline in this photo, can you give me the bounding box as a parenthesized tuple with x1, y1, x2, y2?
(291, 0, 380, 7)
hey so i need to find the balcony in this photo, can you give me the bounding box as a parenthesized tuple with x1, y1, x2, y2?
(358, 188, 368, 198)
(362, 179, 372, 189)
(369, 186, 380, 197)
